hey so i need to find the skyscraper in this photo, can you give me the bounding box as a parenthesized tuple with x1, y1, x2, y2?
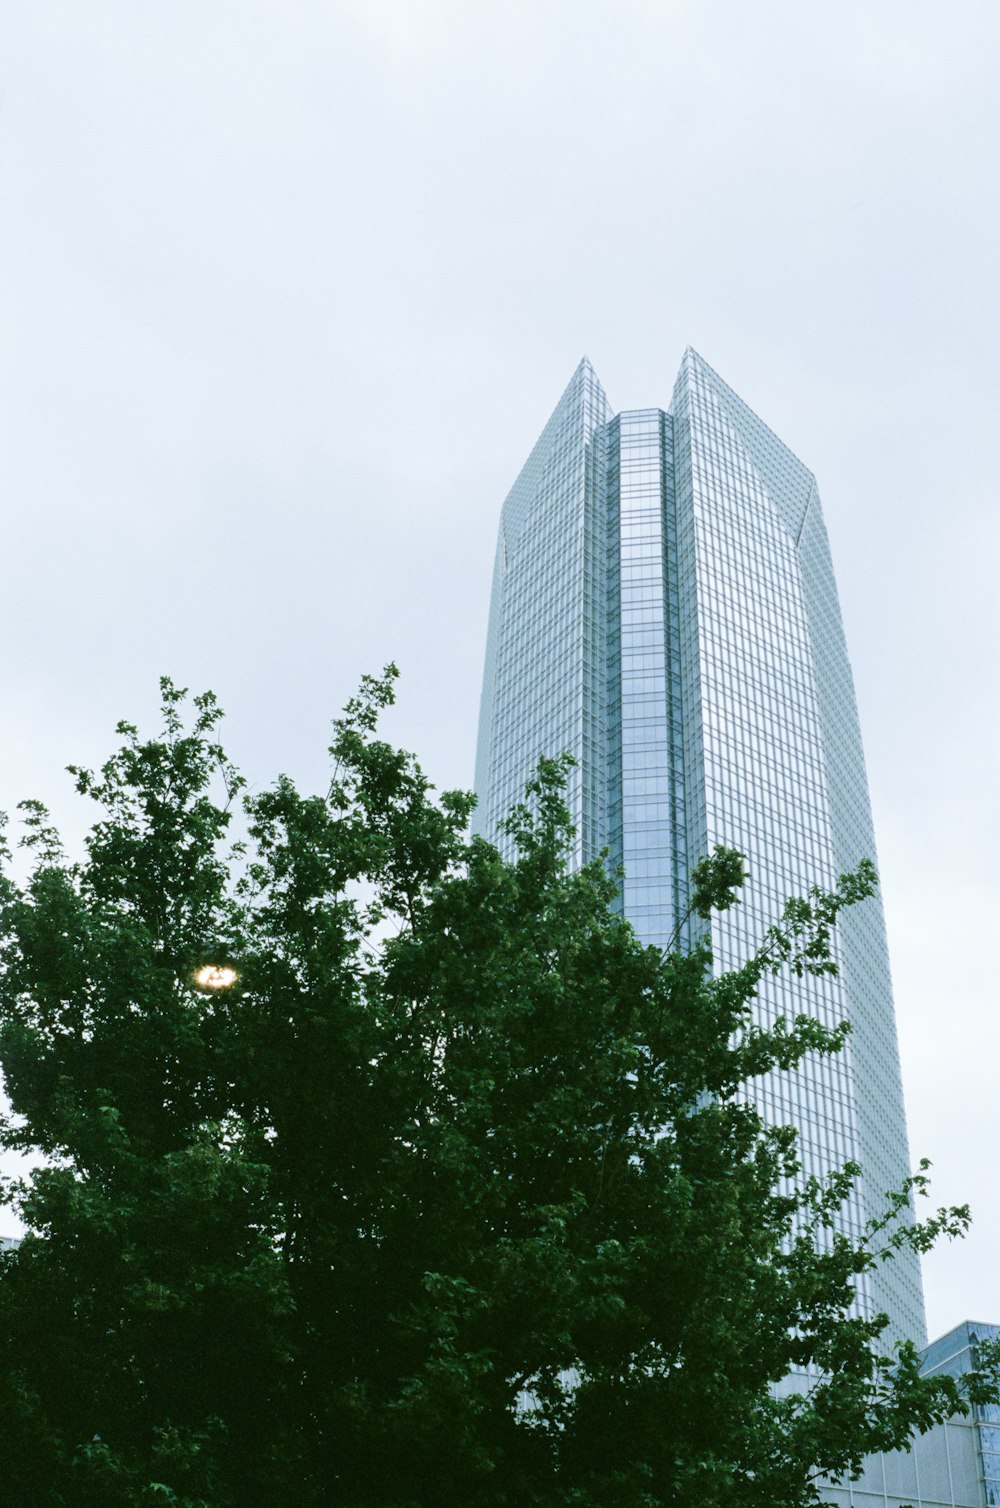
(473, 349, 924, 1352)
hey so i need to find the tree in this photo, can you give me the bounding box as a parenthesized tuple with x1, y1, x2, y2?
(0, 671, 993, 1507)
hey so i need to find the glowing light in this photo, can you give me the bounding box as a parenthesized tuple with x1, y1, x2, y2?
(194, 965, 238, 991)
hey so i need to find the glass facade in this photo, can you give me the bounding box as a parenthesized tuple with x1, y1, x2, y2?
(922, 1323, 1000, 1506)
(474, 358, 612, 869)
(474, 348, 925, 1350)
(606, 408, 688, 948)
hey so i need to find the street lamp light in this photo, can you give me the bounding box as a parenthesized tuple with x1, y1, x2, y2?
(193, 964, 238, 991)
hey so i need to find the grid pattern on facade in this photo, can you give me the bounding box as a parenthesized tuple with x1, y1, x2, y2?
(474, 347, 924, 1355)
(670, 351, 870, 1296)
(923, 1323, 1000, 1505)
(797, 494, 925, 1345)
(474, 359, 611, 863)
(605, 410, 687, 947)
(682, 350, 924, 1346)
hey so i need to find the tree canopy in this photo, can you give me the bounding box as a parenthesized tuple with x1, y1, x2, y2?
(0, 671, 993, 1507)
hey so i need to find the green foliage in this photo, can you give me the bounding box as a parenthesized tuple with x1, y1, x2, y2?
(0, 673, 992, 1506)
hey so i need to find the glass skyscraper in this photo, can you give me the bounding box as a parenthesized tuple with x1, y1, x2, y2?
(473, 348, 925, 1353)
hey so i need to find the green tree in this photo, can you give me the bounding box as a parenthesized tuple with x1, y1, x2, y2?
(0, 671, 993, 1507)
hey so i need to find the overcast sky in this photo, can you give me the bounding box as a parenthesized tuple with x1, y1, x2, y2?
(1, 1, 997, 1340)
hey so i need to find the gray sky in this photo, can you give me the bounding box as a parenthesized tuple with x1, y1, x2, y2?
(1, 0, 997, 1341)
